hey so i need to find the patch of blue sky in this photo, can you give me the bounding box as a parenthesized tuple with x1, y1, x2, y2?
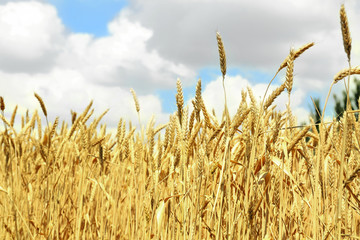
(156, 84, 195, 114)
(48, 0, 128, 37)
(227, 67, 277, 84)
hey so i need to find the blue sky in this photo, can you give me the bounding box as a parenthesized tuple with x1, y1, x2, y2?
(49, 0, 128, 37)
(0, 0, 359, 128)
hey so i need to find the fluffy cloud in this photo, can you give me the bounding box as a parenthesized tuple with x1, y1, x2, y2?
(0, 67, 169, 129)
(57, 12, 195, 91)
(200, 75, 308, 124)
(123, 0, 360, 111)
(0, 1, 65, 73)
(0, 1, 194, 129)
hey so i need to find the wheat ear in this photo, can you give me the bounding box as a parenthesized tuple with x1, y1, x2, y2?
(49, 117, 59, 140)
(200, 98, 215, 130)
(130, 88, 141, 126)
(130, 88, 140, 113)
(287, 126, 311, 152)
(285, 49, 295, 96)
(176, 78, 184, 126)
(71, 110, 77, 124)
(216, 31, 230, 130)
(278, 42, 314, 71)
(334, 67, 360, 83)
(195, 79, 202, 121)
(0, 114, 11, 128)
(0, 96, 4, 111)
(263, 83, 286, 110)
(34, 93, 47, 117)
(10, 105, 17, 127)
(344, 167, 360, 188)
(216, 32, 226, 78)
(0, 98, 6, 135)
(322, 66, 360, 122)
(79, 100, 93, 121)
(340, 4, 352, 61)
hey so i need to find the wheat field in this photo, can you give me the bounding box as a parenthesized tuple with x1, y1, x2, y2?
(1, 4, 360, 240)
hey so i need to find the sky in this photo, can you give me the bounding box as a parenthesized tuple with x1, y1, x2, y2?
(0, 0, 359, 131)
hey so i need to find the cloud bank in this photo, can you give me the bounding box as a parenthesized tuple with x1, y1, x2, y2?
(0, 0, 359, 131)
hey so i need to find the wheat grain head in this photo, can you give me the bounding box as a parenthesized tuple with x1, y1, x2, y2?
(216, 32, 226, 78)
(34, 93, 47, 117)
(340, 4, 352, 61)
(130, 88, 140, 113)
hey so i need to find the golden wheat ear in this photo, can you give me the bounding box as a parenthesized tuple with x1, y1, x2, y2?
(0, 96, 4, 112)
(340, 4, 352, 61)
(278, 42, 314, 72)
(334, 67, 360, 83)
(176, 78, 184, 126)
(216, 32, 226, 78)
(285, 48, 295, 97)
(130, 88, 140, 113)
(34, 93, 47, 117)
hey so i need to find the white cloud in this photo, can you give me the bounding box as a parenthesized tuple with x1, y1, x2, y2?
(123, 0, 360, 117)
(0, 1, 194, 129)
(201, 75, 308, 124)
(0, 1, 65, 72)
(0, 67, 168, 129)
(56, 11, 196, 90)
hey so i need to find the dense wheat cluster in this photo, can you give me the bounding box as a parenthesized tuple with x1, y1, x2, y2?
(2, 4, 360, 240)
